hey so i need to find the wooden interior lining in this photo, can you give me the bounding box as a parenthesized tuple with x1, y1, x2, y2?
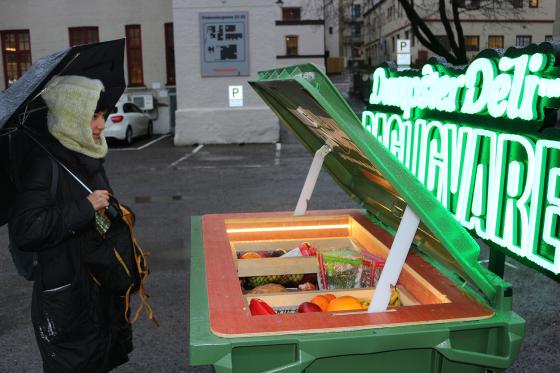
(237, 257, 317, 277)
(225, 216, 350, 241)
(201, 210, 494, 337)
(245, 287, 420, 309)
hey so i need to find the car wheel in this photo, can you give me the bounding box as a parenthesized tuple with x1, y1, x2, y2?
(125, 127, 133, 145)
(147, 121, 154, 138)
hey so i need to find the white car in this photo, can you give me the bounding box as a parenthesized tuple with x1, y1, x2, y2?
(104, 102, 153, 144)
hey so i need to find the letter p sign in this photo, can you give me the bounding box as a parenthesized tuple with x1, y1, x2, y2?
(229, 85, 243, 107)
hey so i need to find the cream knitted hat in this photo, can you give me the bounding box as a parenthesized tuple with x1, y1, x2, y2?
(42, 75, 108, 159)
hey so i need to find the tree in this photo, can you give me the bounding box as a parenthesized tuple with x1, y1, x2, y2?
(398, 0, 522, 65)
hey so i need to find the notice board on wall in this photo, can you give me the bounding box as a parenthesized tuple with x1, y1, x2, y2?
(199, 11, 249, 77)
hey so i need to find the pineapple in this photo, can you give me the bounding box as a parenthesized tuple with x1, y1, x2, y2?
(278, 274, 304, 285)
(246, 275, 281, 288)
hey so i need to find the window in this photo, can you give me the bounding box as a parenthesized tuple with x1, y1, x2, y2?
(392, 36, 395, 53)
(512, 0, 523, 8)
(123, 103, 134, 113)
(125, 25, 144, 86)
(516, 35, 532, 47)
(464, 36, 479, 51)
(329, 27, 333, 35)
(68, 27, 99, 47)
(352, 24, 361, 37)
(529, 0, 538, 8)
(387, 6, 393, 21)
(468, 0, 481, 8)
(282, 7, 301, 21)
(545, 35, 554, 42)
(352, 4, 361, 17)
(1, 30, 31, 87)
(285, 35, 298, 56)
(488, 35, 504, 49)
(397, 2, 404, 17)
(164, 23, 175, 85)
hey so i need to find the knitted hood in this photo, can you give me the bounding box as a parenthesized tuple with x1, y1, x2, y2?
(42, 75, 108, 159)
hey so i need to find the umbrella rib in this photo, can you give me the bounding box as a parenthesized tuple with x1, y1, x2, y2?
(20, 126, 94, 194)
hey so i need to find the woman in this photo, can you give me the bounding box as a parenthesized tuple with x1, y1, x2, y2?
(9, 75, 132, 372)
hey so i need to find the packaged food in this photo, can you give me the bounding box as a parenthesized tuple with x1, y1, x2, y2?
(359, 252, 385, 288)
(317, 248, 362, 290)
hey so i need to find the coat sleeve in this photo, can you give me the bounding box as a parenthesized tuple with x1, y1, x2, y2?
(9, 157, 95, 252)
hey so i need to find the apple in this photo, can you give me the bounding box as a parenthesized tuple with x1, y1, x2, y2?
(297, 302, 322, 313)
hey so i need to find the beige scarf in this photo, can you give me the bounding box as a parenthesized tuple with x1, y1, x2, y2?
(42, 75, 108, 159)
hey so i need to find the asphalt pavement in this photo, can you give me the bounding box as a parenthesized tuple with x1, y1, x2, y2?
(1, 128, 559, 372)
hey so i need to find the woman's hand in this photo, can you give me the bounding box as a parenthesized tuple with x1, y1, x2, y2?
(87, 190, 110, 211)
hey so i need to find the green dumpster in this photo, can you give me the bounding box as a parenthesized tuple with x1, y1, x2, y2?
(189, 62, 526, 372)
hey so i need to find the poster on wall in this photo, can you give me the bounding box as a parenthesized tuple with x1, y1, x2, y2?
(199, 11, 249, 77)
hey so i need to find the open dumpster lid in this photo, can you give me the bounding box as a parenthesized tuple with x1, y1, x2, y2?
(250, 64, 502, 303)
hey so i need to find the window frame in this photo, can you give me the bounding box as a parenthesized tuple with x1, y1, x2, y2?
(488, 35, 504, 49)
(125, 24, 144, 87)
(164, 22, 175, 86)
(516, 35, 532, 47)
(464, 35, 480, 52)
(68, 26, 99, 47)
(285, 35, 299, 56)
(282, 7, 301, 21)
(1, 29, 32, 88)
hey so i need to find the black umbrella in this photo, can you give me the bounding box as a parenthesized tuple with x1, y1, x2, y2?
(0, 39, 126, 225)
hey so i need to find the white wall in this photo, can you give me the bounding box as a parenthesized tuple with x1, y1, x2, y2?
(172, 0, 279, 145)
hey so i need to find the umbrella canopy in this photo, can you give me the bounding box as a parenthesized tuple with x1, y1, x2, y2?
(0, 39, 126, 226)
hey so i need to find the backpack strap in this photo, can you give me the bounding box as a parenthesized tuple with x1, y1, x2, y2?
(50, 157, 59, 200)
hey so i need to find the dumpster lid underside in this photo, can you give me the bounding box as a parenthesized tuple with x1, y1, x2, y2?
(249, 64, 499, 303)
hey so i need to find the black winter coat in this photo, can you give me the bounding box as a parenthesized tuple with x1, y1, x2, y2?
(9, 134, 132, 373)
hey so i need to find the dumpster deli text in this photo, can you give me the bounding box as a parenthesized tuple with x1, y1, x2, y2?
(361, 50, 560, 276)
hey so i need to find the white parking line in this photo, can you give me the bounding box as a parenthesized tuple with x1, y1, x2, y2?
(168, 144, 204, 168)
(110, 134, 171, 151)
(137, 134, 171, 150)
(274, 142, 282, 166)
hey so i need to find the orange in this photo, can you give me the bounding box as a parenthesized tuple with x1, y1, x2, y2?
(323, 293, 336, 301)
(239, 252, 262, 259)
(310, 295, 330, 311)
(326, 296, 364, 312)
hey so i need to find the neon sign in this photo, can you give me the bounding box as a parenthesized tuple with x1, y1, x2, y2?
(369, 53, 560, 123)
(362, 48, 560, 276)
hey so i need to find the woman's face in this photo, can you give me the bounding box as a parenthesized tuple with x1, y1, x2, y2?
(90, 111, 106, 143)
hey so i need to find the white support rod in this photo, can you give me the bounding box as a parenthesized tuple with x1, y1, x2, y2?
(294, 144, 332, 216)
(368, 205, 420, 312)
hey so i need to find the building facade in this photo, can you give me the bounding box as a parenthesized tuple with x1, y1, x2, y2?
(1, 0, 325, 144)
(324, 0, 365, 73)
(363, 0, 555, 69)
(0, 0, 175, 134)
(172, 0, 325, 145)
(554, 0, 560, 38)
